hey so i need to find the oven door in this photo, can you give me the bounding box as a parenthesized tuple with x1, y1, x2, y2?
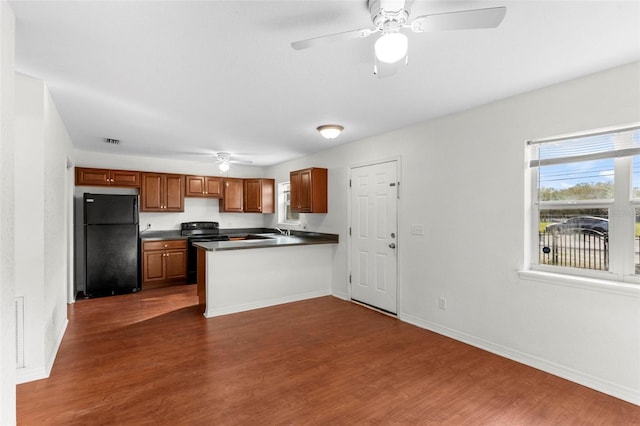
(186, 239, 199, 284)
(186, 236, 228, 284)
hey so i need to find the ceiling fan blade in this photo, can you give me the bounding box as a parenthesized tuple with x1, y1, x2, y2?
(291, 28, 377, 50)
(229, 159, 253, 165)
(410, 6, 506, 33)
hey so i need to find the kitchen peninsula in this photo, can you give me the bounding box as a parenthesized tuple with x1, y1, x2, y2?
(194, 232, 338, 318)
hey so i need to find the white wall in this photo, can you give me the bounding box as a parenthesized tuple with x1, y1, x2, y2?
(43, 82, 74, 370)
(73, 150, 273, 230)
(0, 1, 16, 423)
(15, 75, 45, 379)
(265, 61, 640, 404)
(14, 74, 74, 384)
(7, 57, 638, 418)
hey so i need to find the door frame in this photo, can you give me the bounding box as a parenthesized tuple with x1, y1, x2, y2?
(347, 156, 402, 313)
(66, 156, 75, 304)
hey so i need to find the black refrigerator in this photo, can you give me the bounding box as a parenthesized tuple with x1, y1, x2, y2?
(84, 193, 140, 298)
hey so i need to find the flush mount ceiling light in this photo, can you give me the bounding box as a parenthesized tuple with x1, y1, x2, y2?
(317, 124, 344, 140)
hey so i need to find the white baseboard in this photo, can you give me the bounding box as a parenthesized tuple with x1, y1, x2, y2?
(16, 318, 68, 385)
(400, 312, 640, 406)
(331, 290, 348, 301)
(15, 366, 47, 384)
(204, 290, 331, 318)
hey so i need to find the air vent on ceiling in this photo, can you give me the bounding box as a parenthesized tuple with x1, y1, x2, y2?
(104, 138, 120, 145)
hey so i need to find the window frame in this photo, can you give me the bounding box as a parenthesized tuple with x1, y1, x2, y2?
(527, 124, 640, 285)
(277, 181, 300, 226)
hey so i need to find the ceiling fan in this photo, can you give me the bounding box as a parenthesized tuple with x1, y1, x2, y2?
(291, 0, 507, 77)
(211, 152, 253, 172)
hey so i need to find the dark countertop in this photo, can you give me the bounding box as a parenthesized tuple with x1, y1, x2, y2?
(192, 231, 339, 251)
(139, 230, 185, 241)
(139, 228, 275, 241)
(140, 228, 339, 251)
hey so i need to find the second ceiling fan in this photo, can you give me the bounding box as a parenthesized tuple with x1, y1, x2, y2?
(291, 0, 507, 77)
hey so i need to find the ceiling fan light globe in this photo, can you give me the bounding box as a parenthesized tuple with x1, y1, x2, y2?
(375, 32, 408, 63)
(218, 162, 230, 172)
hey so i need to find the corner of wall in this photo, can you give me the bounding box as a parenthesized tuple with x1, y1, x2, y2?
(0, 1, 17, 424)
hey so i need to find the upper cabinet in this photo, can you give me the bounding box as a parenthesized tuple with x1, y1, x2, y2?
(75, 167, 140, 187)
(76, 167, 276, 214)
(140, 173, 184, 212)
(220, 178, 244, 213)
(290, 167, 327, 213)
(185, 175, 222, 198)
(243, 178, 275, 214)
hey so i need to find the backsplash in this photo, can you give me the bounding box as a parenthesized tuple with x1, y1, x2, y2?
(74, 186, 269, 232)
(138, 197, 268, 232)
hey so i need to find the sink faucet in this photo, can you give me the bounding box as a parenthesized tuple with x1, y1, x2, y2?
(274, 227, 290, 236)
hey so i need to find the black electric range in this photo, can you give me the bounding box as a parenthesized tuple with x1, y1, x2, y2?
(181, 221, 229, 284)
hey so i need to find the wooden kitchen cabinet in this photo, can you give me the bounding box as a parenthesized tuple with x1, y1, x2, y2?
(290, 167, 327, 213)
(75, 167, 140, 187)
(220, 178, 244, 212)
(140, 172, 184, 212)
(185, 175, 222, 198)
(243, 178, 275, 213)
(142, 239, 187, 289)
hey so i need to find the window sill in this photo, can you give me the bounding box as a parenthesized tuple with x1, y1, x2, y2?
(518, 270, 640, 298)
(277, 222, 301, 227)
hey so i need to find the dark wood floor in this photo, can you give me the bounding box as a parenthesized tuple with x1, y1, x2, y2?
(17, 286, 639, 425)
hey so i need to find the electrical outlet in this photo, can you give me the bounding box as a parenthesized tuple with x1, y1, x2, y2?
(438, 296, 447, 310)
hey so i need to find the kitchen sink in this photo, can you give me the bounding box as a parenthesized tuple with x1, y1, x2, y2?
(244, 234, 273, 240)
(227, 234, 275, 241)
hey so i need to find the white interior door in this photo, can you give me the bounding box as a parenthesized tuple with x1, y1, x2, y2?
(350, 161, 398, 314)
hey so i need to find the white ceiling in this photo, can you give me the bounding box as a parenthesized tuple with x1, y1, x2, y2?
(9, 0, 640, 166)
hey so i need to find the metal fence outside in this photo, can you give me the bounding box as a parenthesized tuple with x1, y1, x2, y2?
(539, 230, 609, 271)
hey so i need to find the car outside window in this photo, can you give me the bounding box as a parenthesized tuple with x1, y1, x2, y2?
(529, 124, 640, 282)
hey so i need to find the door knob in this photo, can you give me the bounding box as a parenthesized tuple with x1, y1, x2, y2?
(389, 243, 396, 249)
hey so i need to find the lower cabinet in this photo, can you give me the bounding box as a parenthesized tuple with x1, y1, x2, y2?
(142, 239, 187, 289)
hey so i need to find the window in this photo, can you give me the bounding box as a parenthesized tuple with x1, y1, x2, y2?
(529, 124, 640, 282)
(278, 182, 299, 224)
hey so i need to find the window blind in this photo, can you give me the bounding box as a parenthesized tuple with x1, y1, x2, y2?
(528, 124, 640, 167)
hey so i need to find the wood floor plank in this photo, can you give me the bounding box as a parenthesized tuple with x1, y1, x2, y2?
(17, 286, 640, 425)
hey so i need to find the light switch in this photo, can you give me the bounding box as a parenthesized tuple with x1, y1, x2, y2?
(411, 224, 425, 236)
